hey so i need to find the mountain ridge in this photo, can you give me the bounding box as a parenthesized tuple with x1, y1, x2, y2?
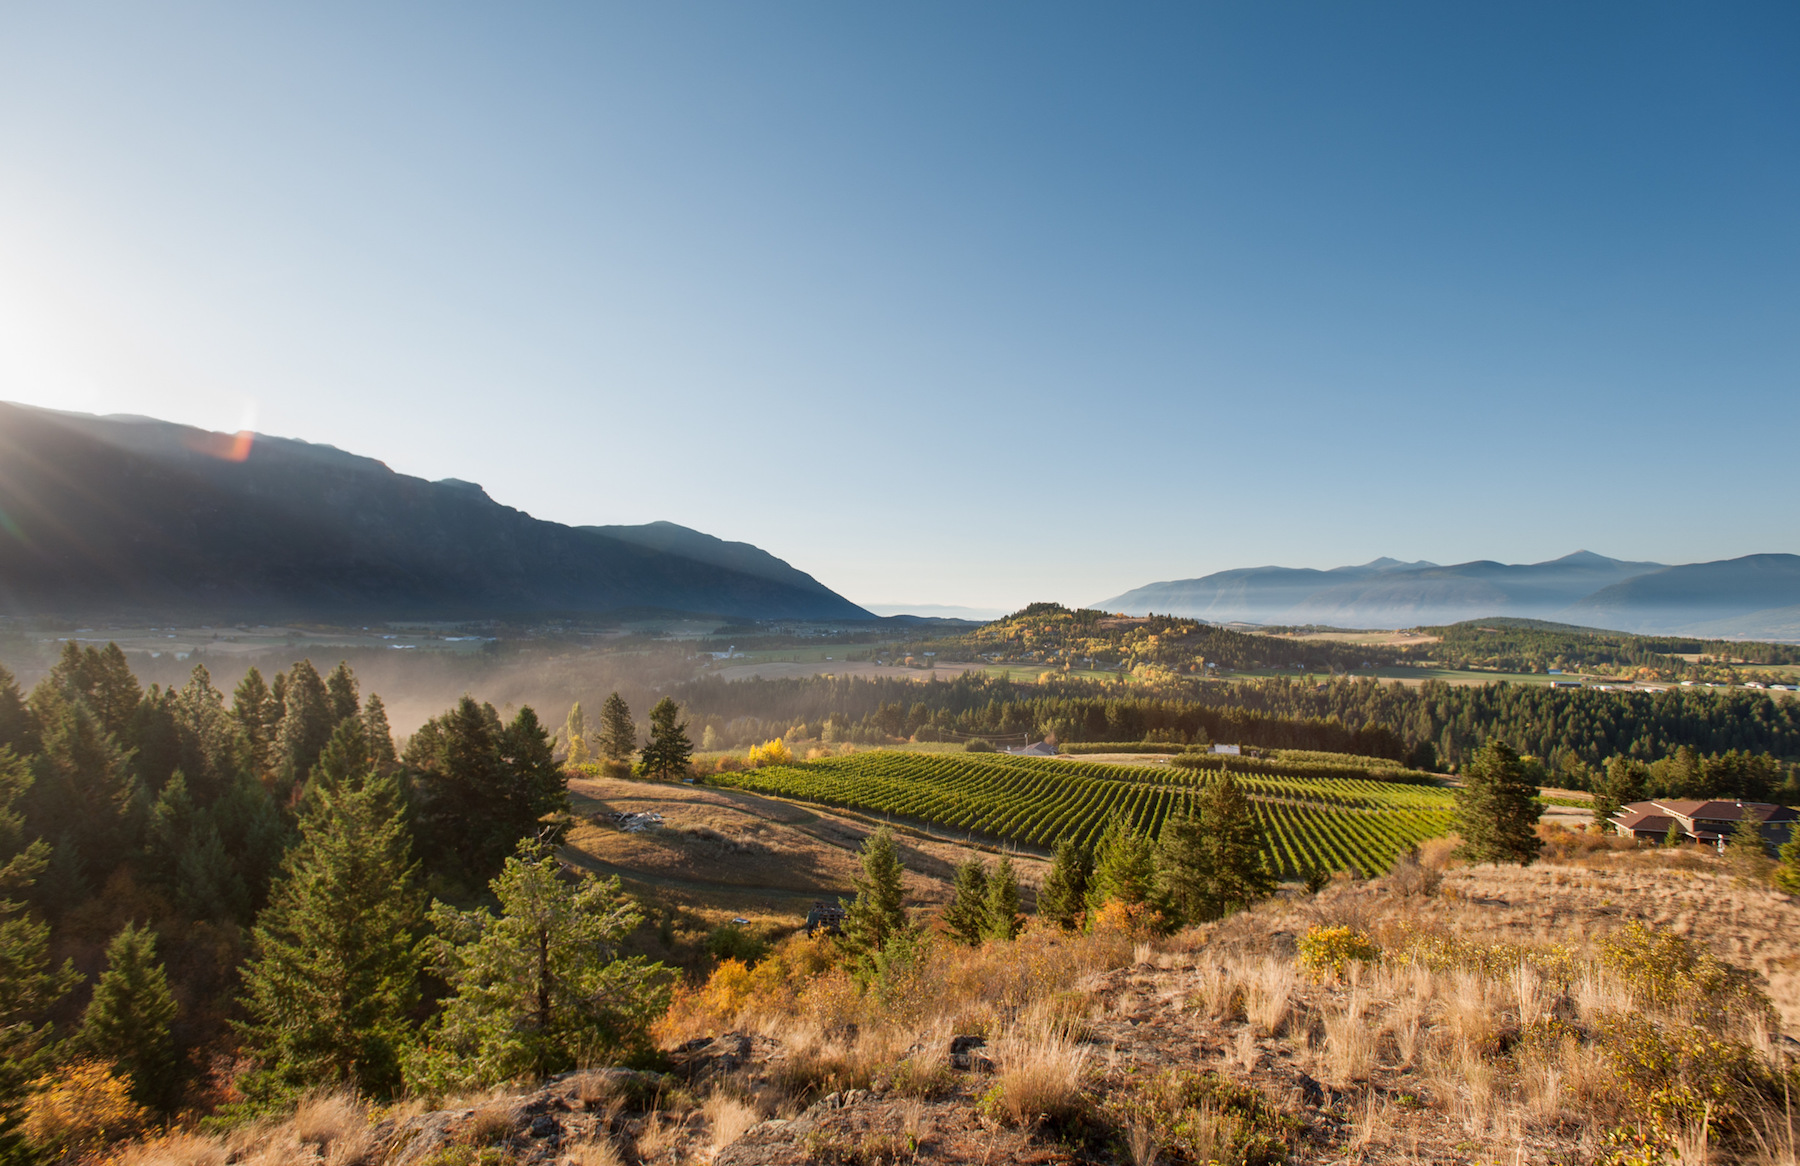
(1096, 550, 1800, 638)
(0, 403, 871, 623)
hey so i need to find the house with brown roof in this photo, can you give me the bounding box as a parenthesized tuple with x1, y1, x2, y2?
(1611, 799, 1798, 851)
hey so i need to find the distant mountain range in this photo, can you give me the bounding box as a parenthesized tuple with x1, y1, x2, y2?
(1097, 551, 1800, 640)
(0, 403, 870, 623)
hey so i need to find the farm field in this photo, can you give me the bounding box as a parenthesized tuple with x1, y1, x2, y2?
(707, 750, 1455, 879)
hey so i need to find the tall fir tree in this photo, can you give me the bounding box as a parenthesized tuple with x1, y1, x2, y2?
(840, 826, 909, 974)
(27, 690, 138, 899)
(232, 667, 278, 776)
(407, 840, 672, 1091)
(273, 660, 335, 790)
(1036, 838, 1091, 931)
(595, 693, 636, 763)
(637, 698, 693, 780)
(236, 772, 423, 1099)
(1085, 818, 1157, 911)
(939, 858, 988, 946)
(0, 667, 34, 759)
(361, 694, 398, 778)
(1773, 822, 1800, 894)
(0, 748, 77, 1161)
(324, 662, 360, 726)
(981, 853, 1023, 941)
(1590, 756, 1645, 834)
(404, 698, 570, 890)
(1155, 772, 1276, 924)
(1452, 740, 1543, 866)
(78, 923, 179, 1111)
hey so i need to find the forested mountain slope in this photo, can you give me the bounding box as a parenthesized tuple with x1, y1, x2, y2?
(0, 403, 869, 623)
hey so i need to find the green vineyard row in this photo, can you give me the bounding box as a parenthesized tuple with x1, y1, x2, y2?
(706, 750, 1455, 878)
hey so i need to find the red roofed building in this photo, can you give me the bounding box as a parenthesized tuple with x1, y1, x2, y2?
(1611, 799, 1798, 850)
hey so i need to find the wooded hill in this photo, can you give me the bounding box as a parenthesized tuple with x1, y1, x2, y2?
(0, 403, 869, 624)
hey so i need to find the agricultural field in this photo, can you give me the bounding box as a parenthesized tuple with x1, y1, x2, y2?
(706, 750, 1455, 879)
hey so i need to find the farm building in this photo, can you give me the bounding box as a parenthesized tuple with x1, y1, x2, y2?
(1610, 799, 1798, 850)
(1004, 740, 1058, 757)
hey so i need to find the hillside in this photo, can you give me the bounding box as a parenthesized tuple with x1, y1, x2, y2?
(1097, 550, 1800, 637)
(0, 403, 870, 623)
(1569, 553, 1800, 636)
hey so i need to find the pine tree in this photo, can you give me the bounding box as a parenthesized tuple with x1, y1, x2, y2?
(637, 698, 693, 780)
(841, 826, 909, 973)
(232, 667, 278, 774)
(407, 839, 672, 1091)
(940, 858, 988, 946)
(1452, 740, 1543, 866)
(1663, 819, 1684, 848)
(1725, 815, 1773, 879)
(361, 694, 398, 778)
(1773, 822, 1800, 894)
(27, 690, 138, 896)
(0, 748, 77, 1160)
(981, 853, 1022, 941)
(1085, 819, 1157, 911)
(1155, 772, 1276, 924)
(562, 703, 588, 767)
(1036, 838, 1091, 931)
(0, 667, 34, 758)
(595, 693, 636, 763)
(1590, 756, 1644, 834)
(405, 698, 570, 889)
(236, 772, 423, 1099)
(79, 923, 179, 1111)
(274, 660, 336, 791)
(324, 662, 360, 726)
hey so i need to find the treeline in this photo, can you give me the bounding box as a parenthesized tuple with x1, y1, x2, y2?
(0, 643, 650, 1155)
(1422, 620, 1800, 677)
(674, 671, 1800, 796)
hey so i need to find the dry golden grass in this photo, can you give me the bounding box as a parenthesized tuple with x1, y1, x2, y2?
(700, 1092, 760, 1156)
(984, 1027, 1092, 1127)
(563, 1138, 627, 1166)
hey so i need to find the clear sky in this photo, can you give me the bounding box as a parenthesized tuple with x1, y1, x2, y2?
(1, 4, 1795, 613)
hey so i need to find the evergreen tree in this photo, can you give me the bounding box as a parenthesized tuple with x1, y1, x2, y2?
(0, 667, 35, 758)
(981, 853, 1023, 941)
(27, 690, 138, 896)
(1036, 838, 1091, 930)
(562, 703, 588, 766)
(1452, 740, 1543, 866)
(236, 772, 423, 1099)
(168, 665, 251, 803)
(324, 662, 360, 726)
(361, 694, 398, 778)
(1773, 822, 1800, 894)
(273, 660, 335, 789)
(232, 667, 278, 775)
(939, 858, 988, 946)
(595, 693, 636, 763)
(1663, 819, 1684, 848)
(1590, 756, 1645, 834)
(79, 923, 179, 1111)
(0, 748, 77, 1160)
(404, 698, 570, 890)
(1725, 815, 1772, 879)
(1155, 772, 1275, 924)
(408, 840, 672, 1090)
(44, 641, 141, 740)
(637, 698, 693, 780)
(1085, 818, 1157, 911)
(840, 826, 909, 973)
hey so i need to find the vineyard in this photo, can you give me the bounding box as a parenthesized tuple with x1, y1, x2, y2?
(707, 750, 1456, 878)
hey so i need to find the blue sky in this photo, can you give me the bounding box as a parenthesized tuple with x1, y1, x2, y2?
(0, 4, 1795, 612)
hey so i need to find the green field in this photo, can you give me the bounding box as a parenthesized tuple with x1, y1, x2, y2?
(707, 750, 1455, 880)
